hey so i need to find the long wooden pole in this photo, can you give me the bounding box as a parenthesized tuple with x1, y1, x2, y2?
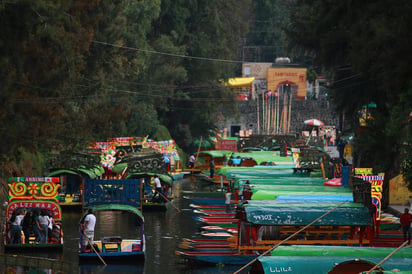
(193, 136, 202, 169)
(81, 230, 107, 266)
(365, 241, 409, 274)
(233, 200, 348, 274)
(156, 190, 181, 213)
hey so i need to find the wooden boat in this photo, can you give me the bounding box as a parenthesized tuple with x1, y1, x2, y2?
(175, 250, 257, 265)
(3, 177, 64, 251)
(184, 196, 226, 205)
(235, 200, 374, 249)
(201, 225, 236, 233)
(249, 245, 412, 273)
(78, 204, 145, 264)
(200, 232, 234, 239)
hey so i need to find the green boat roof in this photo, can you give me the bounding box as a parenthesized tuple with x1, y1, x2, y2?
(233, 177, 327, 189)
(250, 189, 353, 200)
(218, 167, 300, 178)
(230, 151, 294, 165)
(256, 255, 412, 274)
(196, 150, 234, 158)
(82, 204, 144, 222)
(47, 169, 81, 177)
(242, 201, 371, 226)
(268, 245, 412, 258)
(127, 173, 173, 185)
(248, 185, 350, 193)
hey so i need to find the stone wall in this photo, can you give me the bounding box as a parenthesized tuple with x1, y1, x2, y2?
(218, 97, 339, 136)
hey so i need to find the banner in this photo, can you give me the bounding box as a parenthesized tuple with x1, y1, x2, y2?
(267, 68, 307, 100)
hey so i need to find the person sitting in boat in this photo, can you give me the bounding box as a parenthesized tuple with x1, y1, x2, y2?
(47, 210, 55, 243)
(22, 210, 33, 244)
(39, 210, 50, 244)
(50, 224, 61, 244)
(80, 208, 96, 251)
(7, 209, 25, 244)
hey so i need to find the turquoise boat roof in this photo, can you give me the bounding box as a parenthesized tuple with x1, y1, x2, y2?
(218, 167, 301, 178)
(242, 201, 371, 226)
(248, 185, 350, 193)
(82, 204, 144, 222)
(256, 255, 412, 274)
(233, 177, 327, 189)
(268, 245, 412, 257)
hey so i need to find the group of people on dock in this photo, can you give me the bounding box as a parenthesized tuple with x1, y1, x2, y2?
(6, 208, 61, 244)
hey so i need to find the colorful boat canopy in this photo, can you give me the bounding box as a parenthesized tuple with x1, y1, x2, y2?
(242, 201, 371, 226)
(6, 177, 62, 221)
(83, 178, 142, 208)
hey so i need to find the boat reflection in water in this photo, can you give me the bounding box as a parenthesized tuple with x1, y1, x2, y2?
(79, 264, 145, 274)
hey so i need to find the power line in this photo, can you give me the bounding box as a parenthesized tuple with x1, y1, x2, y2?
(92, 40, 244, 64)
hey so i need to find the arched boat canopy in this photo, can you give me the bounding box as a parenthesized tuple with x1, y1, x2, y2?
(82, 204, 144, 222)
(240, 200, 371, 226)
(47, 169, 81, 177)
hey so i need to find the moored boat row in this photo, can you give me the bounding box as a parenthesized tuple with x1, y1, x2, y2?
(176, 149, 411, 273)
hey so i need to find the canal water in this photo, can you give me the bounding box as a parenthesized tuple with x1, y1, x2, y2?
(3, 176, 241, 274)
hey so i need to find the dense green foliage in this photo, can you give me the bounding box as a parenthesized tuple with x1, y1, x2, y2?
(2, 0, 409, 195)
(0, 0, 252, 175)
(286, 0, 412, 191)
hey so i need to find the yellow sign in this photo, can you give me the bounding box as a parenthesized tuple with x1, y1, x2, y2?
(389, 174, 412, 204)
(267, 68, 307, 99)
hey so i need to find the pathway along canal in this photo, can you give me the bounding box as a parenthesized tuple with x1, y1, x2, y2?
(1, 177, 241, 274)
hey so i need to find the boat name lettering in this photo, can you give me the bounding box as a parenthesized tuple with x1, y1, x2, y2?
(269, 266, 292, 272)
(253, 214, 273, 221)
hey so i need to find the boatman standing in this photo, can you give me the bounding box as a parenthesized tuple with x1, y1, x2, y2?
(225, 190, 232, 213)
(81, 208, 96, 250)
(400, 208, 412, 245)
(188, 154, 196, 168)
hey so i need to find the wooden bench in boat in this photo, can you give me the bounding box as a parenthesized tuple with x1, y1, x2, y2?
(101, 236, 122, 252)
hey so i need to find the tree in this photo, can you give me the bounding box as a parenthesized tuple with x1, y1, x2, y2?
(286, 0, 412, 193)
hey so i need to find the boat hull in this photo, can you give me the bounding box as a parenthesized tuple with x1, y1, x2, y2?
(79, 251, 145, 264)
(4, 243, 63, 251)
(176, 250, 257, 265)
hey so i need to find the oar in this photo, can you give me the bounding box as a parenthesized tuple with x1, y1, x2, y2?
(81, 230, 107, 266)
(233, 200, 348, 274)
(365, 240, 409, 274)
(156, 190, 181, 212)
